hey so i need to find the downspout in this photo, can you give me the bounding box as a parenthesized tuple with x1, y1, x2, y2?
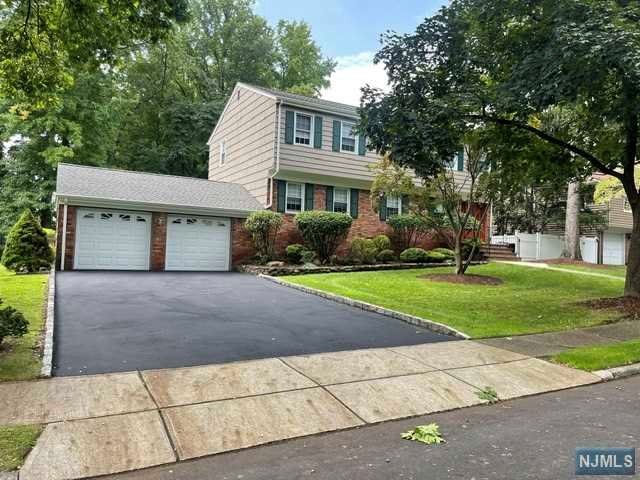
(265, 100, 282, 209)
(60, 201, 68, 271)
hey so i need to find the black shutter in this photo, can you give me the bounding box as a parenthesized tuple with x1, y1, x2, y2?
(285, 111, 294, 144)
(326, 186, 334, 211)
(358, 136, 366, 156)
(457, 150, 464, 171)
(401, 195, 410, 214)
(313, 116, 323, 149)
(332, 120, 341, 152)
(350, 189, 359, 218)
(379, 195, 387, 221)
(276, 180, 286, 213)
(305, 183, 314, 210)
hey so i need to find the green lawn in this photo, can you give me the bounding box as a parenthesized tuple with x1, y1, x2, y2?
(0, 266, 48, 381)
(553, 339, 640, 371)
(0, 425, 42, 471)
(286, 263, 625, 338)
(549, 263, 626, 279)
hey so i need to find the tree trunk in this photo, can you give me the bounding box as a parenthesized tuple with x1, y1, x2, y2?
(454, 234, 463, 275)
(625, 206, 640, 297)
(563, 181, 582, 260)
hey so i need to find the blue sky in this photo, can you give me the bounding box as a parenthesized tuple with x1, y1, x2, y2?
(256, 0, 446, 58)
(256, 0, 448, 104)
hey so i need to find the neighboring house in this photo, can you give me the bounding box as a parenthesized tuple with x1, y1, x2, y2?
(54, 82, 487, 272)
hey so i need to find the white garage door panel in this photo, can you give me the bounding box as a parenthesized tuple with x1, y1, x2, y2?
(75, 210, 151, 270)
(602, 233, 625, 266)
(166, 216, 230, 271)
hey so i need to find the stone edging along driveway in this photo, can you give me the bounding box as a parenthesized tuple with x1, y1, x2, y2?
(259, 274, 470, 339)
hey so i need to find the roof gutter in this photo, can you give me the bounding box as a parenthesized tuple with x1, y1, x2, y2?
(266, 99, 282, 209)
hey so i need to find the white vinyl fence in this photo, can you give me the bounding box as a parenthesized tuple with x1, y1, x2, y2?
(491, 232, 600, 263)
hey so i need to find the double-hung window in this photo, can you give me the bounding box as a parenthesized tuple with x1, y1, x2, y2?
(286, 182, 304, 213)
(386, 195, 401, 217)
(333, 188, 350, 213)
(294, 113, 312, 146)
(340, 121, 357, 153)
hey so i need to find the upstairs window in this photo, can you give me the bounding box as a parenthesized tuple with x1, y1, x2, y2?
(286, 182, 304, 213)
(333, 188, 350, 213)
(340, 121, 357, 153)
(219, 141, 226, 166)
(386, 196, 401, 217)
(294, 113, 312, 146)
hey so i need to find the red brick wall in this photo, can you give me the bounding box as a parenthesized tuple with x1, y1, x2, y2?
(150, 213, 167, 271)
(231, 218, 256, 265)
(55, 204, 76, 270)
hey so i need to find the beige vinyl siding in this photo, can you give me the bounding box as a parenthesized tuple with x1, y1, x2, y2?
(608, 196, 633, 230)
(278, 107, 472, 193)
(208, 86, 277, 204)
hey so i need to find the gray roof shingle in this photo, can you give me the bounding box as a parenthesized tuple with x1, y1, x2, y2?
(56, 163, 262, 214)
(241, 83, 359, 118)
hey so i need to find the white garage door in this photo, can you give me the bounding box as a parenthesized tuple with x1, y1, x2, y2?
(74, 209, 151, 270)
(602, 233, 626, 266)
(165, 215, 230, 271)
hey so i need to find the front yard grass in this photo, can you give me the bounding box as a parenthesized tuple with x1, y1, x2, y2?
(0, 266, 48, 381)
(286, 263, 624, 338)
(553, 339, 640, 371)
(0, 425, 42, 471)
(549, 263, 626, 279)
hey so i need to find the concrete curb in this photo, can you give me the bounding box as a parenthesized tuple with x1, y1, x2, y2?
(40, 269, 55, 378)
(0, 471, 18, 480)
(260, 274, 470, 340)
(594, 362, 640, 381)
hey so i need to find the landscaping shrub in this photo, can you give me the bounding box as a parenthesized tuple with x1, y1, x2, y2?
(0, 299, 28, 346)
(1, 210, 53, 273)
(300, 249, 316, 264)
(387, 214, 428, 251)
(462, 238, 483, 261)
(295, 211, 352, 264)
(377, 249, 396, 263)
(372, 234, 391, 252)
(399, 247, 430, 263)
(350, 238, 378, 264)
(285, 244, 307, 264)
(431, 247, 455, 259)
(426, 251, 447, 263)
(244, 211, 283, 262)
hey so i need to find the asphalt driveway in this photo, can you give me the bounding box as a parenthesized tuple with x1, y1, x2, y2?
(54, 272, 454, 376)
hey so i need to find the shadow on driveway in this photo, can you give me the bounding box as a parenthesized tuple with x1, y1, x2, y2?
(54, 272, 455, 376)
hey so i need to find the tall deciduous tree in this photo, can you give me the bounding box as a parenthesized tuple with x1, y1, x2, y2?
(360, 0, 640, 296)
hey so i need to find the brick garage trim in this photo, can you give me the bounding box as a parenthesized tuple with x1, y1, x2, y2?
(55, 204, 77, 270)
(150, 212, 167, 271)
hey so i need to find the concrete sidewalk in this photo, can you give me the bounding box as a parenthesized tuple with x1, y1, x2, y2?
(480, 321, 640, 357)
(0, 342, 599, 480)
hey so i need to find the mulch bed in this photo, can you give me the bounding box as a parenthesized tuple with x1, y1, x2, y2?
(581, 296, 640, 321)
(420, 273, 503, 285)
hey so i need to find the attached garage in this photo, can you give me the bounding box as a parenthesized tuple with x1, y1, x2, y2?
(165, 215, 230, 271)
(55, 164, 261, 272)
(602, 232, 626, 266)
(75, 209, 151, 270)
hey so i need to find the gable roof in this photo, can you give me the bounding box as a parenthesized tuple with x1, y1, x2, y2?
(55, 163, 262, 216)
(239, 83, 359, 119)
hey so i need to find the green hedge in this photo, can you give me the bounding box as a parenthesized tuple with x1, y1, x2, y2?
(295, 211, 352, 264)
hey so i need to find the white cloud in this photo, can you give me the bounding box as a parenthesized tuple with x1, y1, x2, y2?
(321, 51, 389, 106)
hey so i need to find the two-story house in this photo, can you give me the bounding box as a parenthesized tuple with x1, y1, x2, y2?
(53, 82, 486, 272)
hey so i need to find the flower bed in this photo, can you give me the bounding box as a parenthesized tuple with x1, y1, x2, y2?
(238, 261, 487, 276)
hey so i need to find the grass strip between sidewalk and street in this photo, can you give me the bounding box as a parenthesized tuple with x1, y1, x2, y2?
(552, 339, 640, 371)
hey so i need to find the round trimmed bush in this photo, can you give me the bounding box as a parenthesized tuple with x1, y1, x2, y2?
(426, 251, 447, 263)
(295, 211, 352, 264)
(372, 234, 391, 252)
(300, 249, 316, 264)
(399, 247, 429, 263)
(431, 247, 455, 259)
(350, 238, 378, 264)
(285, 244, 307, 264)
(376, 249, 396, 263)
(0, 299, 28, 346)
(1, 210, 53, 272)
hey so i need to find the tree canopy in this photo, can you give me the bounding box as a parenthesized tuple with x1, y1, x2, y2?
(360, 0, 640, 295)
